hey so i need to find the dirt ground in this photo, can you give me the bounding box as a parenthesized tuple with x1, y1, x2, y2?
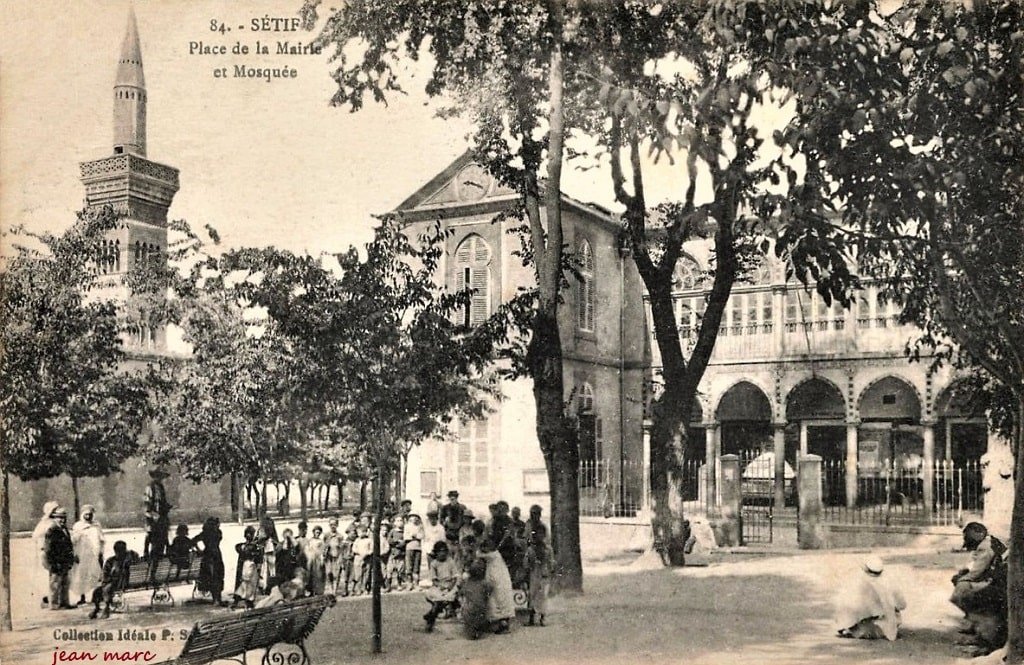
(0, 537, 983, 665)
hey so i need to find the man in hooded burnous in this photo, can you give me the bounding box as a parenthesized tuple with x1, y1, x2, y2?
(143, 468, 172, 560)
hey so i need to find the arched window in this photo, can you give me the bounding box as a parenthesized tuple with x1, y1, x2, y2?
(673, 254, 704, 291)
(454, 234, 491, 327)
(577, 238, 595, 332)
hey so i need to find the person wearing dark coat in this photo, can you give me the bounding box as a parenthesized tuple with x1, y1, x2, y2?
(44, 507, 77, 609)
(274, 528, 300, 587)
(191, 517, 226, 605)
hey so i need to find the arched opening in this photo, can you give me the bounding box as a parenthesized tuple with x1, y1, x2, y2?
(936, 381, 988, 464)
(716, 381, 772, 457)
(856, 376, 923, 507)
(786, 377, 846, 462)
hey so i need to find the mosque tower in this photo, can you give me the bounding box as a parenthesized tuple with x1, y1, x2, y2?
(79, 7, 179, 352)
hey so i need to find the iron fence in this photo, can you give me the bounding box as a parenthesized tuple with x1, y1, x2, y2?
(578, 459, 644, 518)
(821, 458, 983, 526)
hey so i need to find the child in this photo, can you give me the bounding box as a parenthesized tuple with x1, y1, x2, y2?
(89, 541, 137, 619)
(352, 526, 373, 596)
(423, 541, 460, 632)
(386, 517, 406, 591)
(340, 530, 356, 596)
(525, 534, 552, 626)
(460, 559, 492, 639)
(404, 514, 424, 590)
(232, 527, 262, 609)
(167, 524, 193, 569)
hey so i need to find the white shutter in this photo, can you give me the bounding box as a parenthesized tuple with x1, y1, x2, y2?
(470, 266, 489, 325)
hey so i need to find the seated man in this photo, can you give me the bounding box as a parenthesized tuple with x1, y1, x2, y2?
(835, 556, 907, 641)
(950, 522, 1008, 654)
(89, 541, 138, 619)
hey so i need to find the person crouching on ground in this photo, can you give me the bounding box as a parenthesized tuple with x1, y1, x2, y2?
(950, 522, 1008, 654)
(835, 556, 907, 641)
(89, 541, 137, 619)
(478, 539, 515, 634)
(461, 559, 492, 639)
(423, 541, 461, 632)
(255, 568, 309, 608)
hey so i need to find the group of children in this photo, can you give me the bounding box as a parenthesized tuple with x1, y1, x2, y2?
(421, 498, 553, 638)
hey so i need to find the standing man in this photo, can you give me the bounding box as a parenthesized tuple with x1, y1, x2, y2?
(438, 490, 465, 546)
(70, 504, 105, 606)
(143, 468, 172, 560)
(44, 507, 76, 610)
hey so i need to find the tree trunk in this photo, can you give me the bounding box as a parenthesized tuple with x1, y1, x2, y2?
(323, 485, 331, 513)
(400, 453, 410, 503)
(337, 480, 345, 510)
(371, 466, 385, 654)
(259, 480, 268, 519)
(360, 480, 368, 512)
(71, 475, 81, 521)
(281, 483, 290, 516)
(648, 393, 690, 567)
(1006, 395, 1024, 662)
(298, 479, 308, 520)
(234, 474, 243, 524)
(1, 470, 12, 631)
(529, 308, 583, 594)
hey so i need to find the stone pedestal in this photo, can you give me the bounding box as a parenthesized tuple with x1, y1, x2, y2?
(719, 454, 742, 547)
(798, 454, 825, 549)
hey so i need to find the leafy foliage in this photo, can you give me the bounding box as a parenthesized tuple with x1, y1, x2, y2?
(1, 207, 152, 481)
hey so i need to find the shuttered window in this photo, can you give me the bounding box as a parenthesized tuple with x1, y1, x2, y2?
(577, 239, 595, 332)
(456, 418, 489, 487)
(454, 234, 491, 327)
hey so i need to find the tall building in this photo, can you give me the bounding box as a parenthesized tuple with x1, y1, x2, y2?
(9, 9, 232, 531)
(396, 153, 647, 517)
(395, 156, 1014, 541)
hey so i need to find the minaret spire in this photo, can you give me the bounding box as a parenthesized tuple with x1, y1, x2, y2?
(113, 5, 146, 156)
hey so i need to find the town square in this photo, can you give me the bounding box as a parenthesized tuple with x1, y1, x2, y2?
(1, 1, 1021, 664)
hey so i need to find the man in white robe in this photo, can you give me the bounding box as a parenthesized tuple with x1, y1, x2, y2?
(70, 505, 105, 605)
(835, 556, 907, 641)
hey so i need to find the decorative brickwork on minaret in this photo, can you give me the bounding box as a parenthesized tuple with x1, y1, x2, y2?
(79, 6, 179, 352)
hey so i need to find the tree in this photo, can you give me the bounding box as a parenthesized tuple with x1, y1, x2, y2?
(791, 1, 1023, 657)
(560, 1, 874, 563)
(224, 218, 500, 653)
(0, 207, 153, 631)
(301, 0, 586, 591)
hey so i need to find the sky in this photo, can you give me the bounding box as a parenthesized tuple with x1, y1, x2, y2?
(0, 1, 475, 256)
(0, 1, 799, 259)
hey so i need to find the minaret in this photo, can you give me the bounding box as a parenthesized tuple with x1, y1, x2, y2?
(80, 7, 180, 353)
(113, 7, 146, 156)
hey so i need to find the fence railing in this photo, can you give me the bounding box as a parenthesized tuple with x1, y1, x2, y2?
(821, 458, 983, 527)
(578, 459, 645, 518)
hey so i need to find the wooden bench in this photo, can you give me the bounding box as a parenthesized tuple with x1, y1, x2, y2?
(159, 595, 337, 665)
(113, 554, 203, 610)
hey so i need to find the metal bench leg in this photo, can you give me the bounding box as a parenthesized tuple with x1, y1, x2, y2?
(260, 642, 308, 665)
(151, 584, 174, 606)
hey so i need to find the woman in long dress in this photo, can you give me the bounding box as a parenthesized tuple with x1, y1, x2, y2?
(32, 501, 60, 607)
(191, 517, 226, 605)
(479, 539, 515, 633)
(70, 505, 105, 605)
(304, 526, 327, 595)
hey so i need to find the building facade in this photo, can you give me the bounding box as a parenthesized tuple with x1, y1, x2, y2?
(395, 154, 647, 518)
(395, 158, 1013, 536)
(9, 10, 232, 531)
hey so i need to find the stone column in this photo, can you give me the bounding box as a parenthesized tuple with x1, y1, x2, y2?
(773, 422, 787, 510)
(845, 420, 859, 508)
(799, 421, 809, 458)
(714, 426, 723, 508)
(798, 454, 825, 549)
(641, 426, 652, 516)
(704, 423, 718, 515)
(922, 419, 936, 520)
(772, 286, 785, 356)
(719, 454, 742, 546)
